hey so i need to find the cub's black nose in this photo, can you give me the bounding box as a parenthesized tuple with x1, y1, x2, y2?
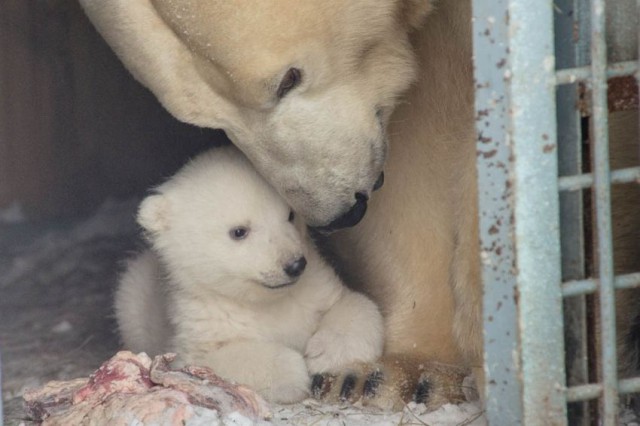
(284, 256, 307, 278)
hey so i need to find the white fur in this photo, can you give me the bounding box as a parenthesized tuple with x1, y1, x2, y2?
(115, 146, 384, 403)
(115, 251, 171, 356)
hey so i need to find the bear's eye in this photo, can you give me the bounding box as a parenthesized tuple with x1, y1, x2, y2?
(288, 210, 295, 223)
(277, 68, 302, 99)
(230, 226, 249, 240)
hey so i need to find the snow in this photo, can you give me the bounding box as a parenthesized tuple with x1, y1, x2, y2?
(180, 400, 486, 426)
(0, 198, 140, 289)
(266, 400, 485, 426)
(51, 320, 74, 334)
(163, 402, 488, 426)
(0, 202, 26, 224)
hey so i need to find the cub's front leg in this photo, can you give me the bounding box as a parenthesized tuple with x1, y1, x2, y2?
(183, 340, 311, 404)
(305, 288, 384, 374)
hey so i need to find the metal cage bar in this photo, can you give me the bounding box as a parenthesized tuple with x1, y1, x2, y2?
(589, 0, 618, 422)
(562, 272, 640, 298)
(558, 0, 640, 418)
(555, 60, 639, 84)
(473, 0, 567, 424)
(475, 0, 640, 423)
(558, 166, 640, 191)
(554, 1, 591, 423)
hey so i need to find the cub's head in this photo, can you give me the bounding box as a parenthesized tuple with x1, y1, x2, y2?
(138, 147, 308, 300)
(80, 0, 431, 229)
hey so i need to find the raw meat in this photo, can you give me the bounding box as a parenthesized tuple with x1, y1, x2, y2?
(23, 351, 271, 425)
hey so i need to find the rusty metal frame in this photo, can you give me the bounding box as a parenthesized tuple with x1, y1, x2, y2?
(474, 0, 640, 424)
(473, 0, 567, 424)
(553, 1, 640, 424)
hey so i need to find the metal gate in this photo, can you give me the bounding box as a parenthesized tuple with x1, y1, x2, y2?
(474, 0, 640, 424)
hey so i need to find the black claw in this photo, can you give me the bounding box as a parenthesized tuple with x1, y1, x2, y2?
(363, 370, 384, 398)
(339, 374, 357, 401)
(311, 374, 325, 398)
(414, 378, 432, 404)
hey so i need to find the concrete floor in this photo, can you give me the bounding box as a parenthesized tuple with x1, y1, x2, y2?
(0, 199, 140, 425)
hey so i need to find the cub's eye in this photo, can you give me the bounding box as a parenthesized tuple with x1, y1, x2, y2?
(230, 226, 249, 240)
(288, 210, 295, 222)
(277, 68, 302, 99)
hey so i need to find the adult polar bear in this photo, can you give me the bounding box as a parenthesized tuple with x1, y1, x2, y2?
(80, 0, 479, 409)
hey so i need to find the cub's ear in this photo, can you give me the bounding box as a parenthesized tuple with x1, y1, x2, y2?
(137, 194, 170, 234)
(401, 0, 433, 30)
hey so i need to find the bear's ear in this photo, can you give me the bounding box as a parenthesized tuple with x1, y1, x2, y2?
(137, 194, 170, 234)
(401, 0, 433, 30)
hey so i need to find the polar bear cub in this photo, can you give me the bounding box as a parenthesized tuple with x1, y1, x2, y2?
(115, 146, 384, 403)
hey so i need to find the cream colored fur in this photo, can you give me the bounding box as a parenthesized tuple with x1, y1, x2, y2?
(79, 0, 428, 227)
(333, 0, 479, 368)
(82, 0, 480, 408)
(115, 147, 384, 403)
(83, 0, 639, 410)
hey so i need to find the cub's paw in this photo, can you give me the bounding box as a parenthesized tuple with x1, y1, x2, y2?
(305, 327, 382, 375)
(311, 354, 473, 412)
(265, 350, 311, 404)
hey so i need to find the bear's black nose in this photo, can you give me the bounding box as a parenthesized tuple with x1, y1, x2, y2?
(313, 192, 368, 233)
(284, 256, 307, 278)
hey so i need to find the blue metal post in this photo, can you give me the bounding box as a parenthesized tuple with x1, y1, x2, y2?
(473, 1, 521, 422)
(473, 0, 568, 424)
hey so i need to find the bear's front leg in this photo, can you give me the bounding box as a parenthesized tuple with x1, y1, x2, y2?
(192, 340, 310, 404)
(305, 288, 384, 374)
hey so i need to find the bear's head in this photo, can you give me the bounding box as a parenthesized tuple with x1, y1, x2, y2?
(137, 147, 308, 302)
(79, 0, 432, 229)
